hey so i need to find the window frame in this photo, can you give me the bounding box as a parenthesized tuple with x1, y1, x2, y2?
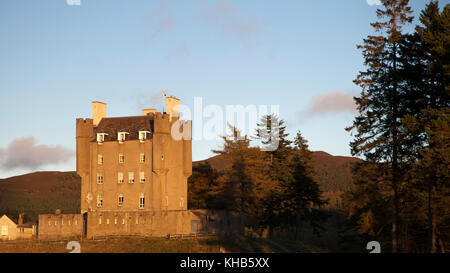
(97, 173, 103, 184)
(118, 194, 124, 206)
(128, 172, 134, 184)
(139, 193, 145, 209)
(97, 194, 103, 208)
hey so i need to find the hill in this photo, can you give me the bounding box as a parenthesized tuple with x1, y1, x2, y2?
(0, 151, 359, 221)
(0, 171, 80, 222)
(194, 151, 361, 194)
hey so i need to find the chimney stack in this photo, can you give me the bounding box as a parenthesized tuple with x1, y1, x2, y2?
(166, 96, 180, 121)
(18, 213, 23, 225)
(92, 101, 106, 126)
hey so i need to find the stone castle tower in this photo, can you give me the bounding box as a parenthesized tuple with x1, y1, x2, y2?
(76, 97, 192, 214)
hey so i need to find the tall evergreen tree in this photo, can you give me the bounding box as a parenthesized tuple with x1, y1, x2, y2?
(401, 1, 450, 252)
(347, 0, 414, 252)
(213, 125, 268, 219)
(255, 114, 293, 237)
(287, 131, 327, 239)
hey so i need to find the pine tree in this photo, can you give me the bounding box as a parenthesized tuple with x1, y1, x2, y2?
(401, 1, 450, 252)
(212, 125, 268, 220)
(255, 114, 293, 237)
(347, 0, 414, 252)
(287, 131, 327, 239)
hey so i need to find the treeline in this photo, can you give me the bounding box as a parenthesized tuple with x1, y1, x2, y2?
(189, 116, 328, 239)
(342, 0, 449, 253)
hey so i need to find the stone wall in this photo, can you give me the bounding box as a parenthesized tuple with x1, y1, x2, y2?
(38, 214, 83, 240)
(86, 209, 243, 239)
(36, 210, 243, 240)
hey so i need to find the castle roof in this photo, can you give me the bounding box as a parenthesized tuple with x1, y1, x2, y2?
(93, 115, 154, 142)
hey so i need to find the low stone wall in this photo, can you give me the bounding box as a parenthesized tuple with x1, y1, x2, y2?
(86, 209, 243, 239)
(38, 214, 83, 240)
(37, 210, 243, 240)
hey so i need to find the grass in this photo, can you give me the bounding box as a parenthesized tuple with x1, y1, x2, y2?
(0, 235, 291, 253)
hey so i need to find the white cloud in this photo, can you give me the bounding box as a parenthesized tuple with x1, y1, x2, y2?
(0, 137, 74, 171)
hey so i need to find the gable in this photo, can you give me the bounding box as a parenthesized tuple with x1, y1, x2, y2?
(0, 214, 17, 227)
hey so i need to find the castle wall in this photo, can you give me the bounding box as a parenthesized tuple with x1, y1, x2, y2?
(38, 214, 83, 240)
(86, 209, 242, 238)
(35, 210, 243, 240)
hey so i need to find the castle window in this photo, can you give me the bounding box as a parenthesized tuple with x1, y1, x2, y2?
(139, 193, 145, 209)
(140, 153, 145, 163)
(128, 172, 134, 183)
(161, 154, 164, 161)
(106, 219, 110, 225)
(99, 218, 102, 225)
(122, 219, 125, 225)
(139, 172, 145, 183)
(98, 154, 103, 165)
(118, 194, 124, 206)
(180, 197, 184, 208)
(119, 153, 124, 163)
(165, 195, 168, 207)
(114, 218, 117, 225)
(97, 173, 103, 184)
(97, 133, 107, 144)
(118, 132, 129, 144)
(97, 194, 103, 207)
(139, 131, 150, 143)
(118, 172, 124, 184)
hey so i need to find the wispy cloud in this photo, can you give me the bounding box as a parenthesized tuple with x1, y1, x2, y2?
(142, 0, 177, 40)
(298, 91, 357, 122)
(307, 91, 356, 114)
(366, 0, 382, 6)
(200, 1, 264, 46)
(0, 137, 74, 171)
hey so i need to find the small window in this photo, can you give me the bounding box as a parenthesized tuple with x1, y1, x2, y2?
(161, 154, 164, 161)
(106, 219, 110, 225)
(140, 153, 145, 163)
(97, 173, 103, 184)
(114, 218, 117, 225)
(99, 218, 102, 225)
(118, 172, 124, 184)
(139, 131, 150, 143)
(118, 194, 124, 206)
(119, 153, 124, 163)
(165, 195, 168, 206)
(140, 172, 145, 183)
(139, 193, 145, 209)
(97, 194, 103, 208)
(118, 132, 129, 143)
(98, 154, 103, 165)
(180, 197, 184, 208)
(128, 172, 134, 183)
(97, 133, 107, 144)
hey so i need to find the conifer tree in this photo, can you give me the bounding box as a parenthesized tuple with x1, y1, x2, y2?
(347, 0, 414, 252)
(287, 131, 327, 239)
(401, 1, 450, 252)
(213, 125, 268, 219)
(255, 114, 293, 237)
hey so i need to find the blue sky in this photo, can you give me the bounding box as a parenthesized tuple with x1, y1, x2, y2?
(0, 0, 440, 178)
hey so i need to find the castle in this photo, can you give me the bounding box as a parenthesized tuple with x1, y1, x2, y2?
(35, 97, 243, 240)
(77, 97, 191, 213)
